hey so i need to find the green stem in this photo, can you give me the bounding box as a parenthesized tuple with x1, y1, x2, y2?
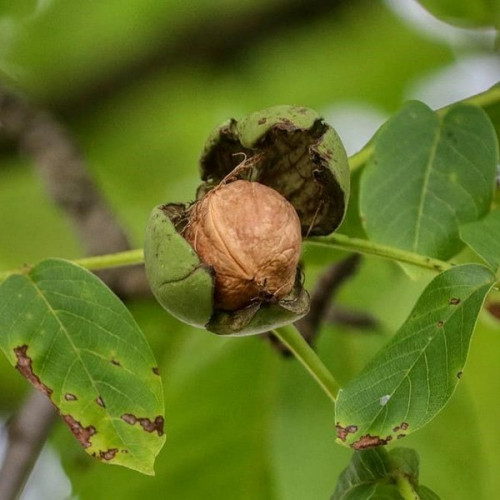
(0, 233, 452, 285)
(306, 233, 452, 273)
(0, 249, 145, 284)
(394, 472, 421, 500)
(348, 143, 373, 171)
(272, 324, 339, 404)
(447, 84, 500, 112)
(348, 84, 500, 172)
(74, 249, 144, 271)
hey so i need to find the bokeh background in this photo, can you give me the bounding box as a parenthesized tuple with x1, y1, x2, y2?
(0, 0, 499, 498)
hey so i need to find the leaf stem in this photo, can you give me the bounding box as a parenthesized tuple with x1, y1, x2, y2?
(446, 84, 500, 113)
(272, 324, 339, 404)
(74, 249, 144, 271)
(306, 233, 453, 273)
(394, 472, 421, 500)
(348, 143, 373, 171)
(0, 249, 145, 284)
(0, 234, 451, 286)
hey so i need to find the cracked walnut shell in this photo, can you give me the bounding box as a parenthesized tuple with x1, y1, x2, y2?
(184, 180, 302, 311)
(144, 104, 348, 335)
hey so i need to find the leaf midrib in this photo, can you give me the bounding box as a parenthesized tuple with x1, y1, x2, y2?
(412, 116, 442, 252)
(28, 272, 137, 458)
(338, 276, 493, 436)
(367, 284, 485, 430)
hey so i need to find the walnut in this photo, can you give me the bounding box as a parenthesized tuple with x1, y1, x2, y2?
(184, 180, 301, 311)
(144, 105, 348, 335)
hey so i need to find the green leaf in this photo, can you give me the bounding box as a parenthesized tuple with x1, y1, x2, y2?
(418, 485, 441, 500)
(332, 447, 440, 500)
(335, 264, 496, 449)
(0, 259, 165, 475)
(65, 329, 280, 499)
(416, 0, 500, 28)
(360, 102, 498, 261)
(333, 447, 394, 500)
(482, 84, 500, 147)
(388, 447, 420, 479)
(461, 208, 500, 272)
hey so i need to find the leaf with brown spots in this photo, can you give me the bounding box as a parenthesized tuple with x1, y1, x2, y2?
(335, 264, 496, 448)
(99, 448, 119, 461)
(0, 259, 166, 475)
(121, 414, 165, 436)
(13, 345, 53, 397)
(62, 414, 96, 448)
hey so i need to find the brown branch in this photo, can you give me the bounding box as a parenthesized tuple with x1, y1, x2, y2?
(296, 254, 362, 344)
(0, 85, 150, 298)
(0, 392, 56, 500)
(46, 0, 354, 117)
(0, 85, 151, 500)
(327, 304, 379, 330)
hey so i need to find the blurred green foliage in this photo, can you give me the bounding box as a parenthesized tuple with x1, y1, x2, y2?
(0, 0, 499, 499)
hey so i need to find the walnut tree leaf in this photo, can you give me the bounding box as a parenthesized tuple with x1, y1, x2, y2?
(332, 446, 440, 499)
(335, 264, 496, 449)
(0, 259, 165, 475)
(360, 102, 498, 261)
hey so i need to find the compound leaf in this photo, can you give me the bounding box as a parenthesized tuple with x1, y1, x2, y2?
(335, 264, 496, 449)
(0, 259, 165, 475)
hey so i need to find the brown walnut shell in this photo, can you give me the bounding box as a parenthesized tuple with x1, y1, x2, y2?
(184, 179, 302, 311)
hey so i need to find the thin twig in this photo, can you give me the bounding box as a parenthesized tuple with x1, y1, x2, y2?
(296, 254, 362, 343)
(272, 325, 339, 403)
(0, 392, 56, 500)
(327, 304, 378, 330)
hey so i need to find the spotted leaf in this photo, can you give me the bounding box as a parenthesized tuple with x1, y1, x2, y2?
(0, 259, 165, 475)
(335, 264, 496, 449)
